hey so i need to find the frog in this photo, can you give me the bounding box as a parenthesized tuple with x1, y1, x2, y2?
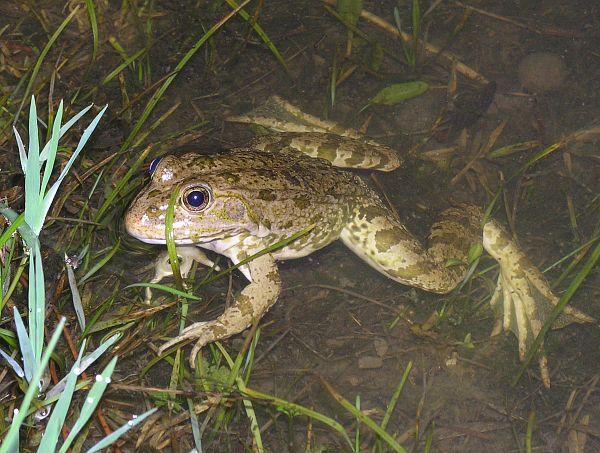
(124, 96, 593, 387)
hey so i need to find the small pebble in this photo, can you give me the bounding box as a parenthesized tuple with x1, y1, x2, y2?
(358, 355, 384, 369)
(373, 338, 388, 357)
(518, 52, 567, 93)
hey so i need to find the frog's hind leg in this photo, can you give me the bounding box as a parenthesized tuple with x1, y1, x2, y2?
(340, 203, 483, 294)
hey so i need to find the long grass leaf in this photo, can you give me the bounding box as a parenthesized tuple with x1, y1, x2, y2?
(78, 239, 121, 284)
(187, 396, 203, 452)
(39, 101, 63, 198)
(38, 340, 86, 451)
(31, 242, 46, 364)
(46, 334, 120, 399)
(0, 204, 37, 249)
(12, 307, 34, 383)
(0, 318, 66, 453)
(0, 347, 25, 378)
(0, 213, 24, 248)
(42, 105, 107, 222)
(39, 104, 93, 161)
(85, 408, 158, 453)
(94, 144, 151, 221)
(24, 97, 41, 234)
(125, 283, 201, 300)
(84, 0, 99, 62)
(14, 7, 79, 123)
(380, 361, 412, 431)
(65, 256, 85, 330)
(223, 0, 289, 74)
(243, 386, 353, 449)
(12, 127, 27, 175)
(119, 0, 250, 152)
(321, 377, 407, 452)
(58, 356, 118, 453)
(512, 239, 600, 386)
(165, 189, 183, 290)
(100, 47, 146, 86)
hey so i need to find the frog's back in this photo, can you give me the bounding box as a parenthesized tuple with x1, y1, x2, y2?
(175, 147, 374, 210)
(185, 147, 377, 256)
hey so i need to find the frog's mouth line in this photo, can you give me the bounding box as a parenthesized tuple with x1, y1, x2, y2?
(126, 231, 229, 246)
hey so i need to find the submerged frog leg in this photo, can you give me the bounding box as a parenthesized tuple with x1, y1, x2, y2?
(246, 132, 402, 172)
(226, 95, 364, 138)
(342, 202, 594, 387)
(340, 203, 482, 293)
(157, 253, 281, 368)
(145, 246, 219, 303)
(483, 220, 594, 387)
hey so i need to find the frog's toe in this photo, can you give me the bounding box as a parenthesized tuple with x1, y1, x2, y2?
(489, 272, 551, 386)
(483, 220, 594, 387)
(157, 320, 211, 357)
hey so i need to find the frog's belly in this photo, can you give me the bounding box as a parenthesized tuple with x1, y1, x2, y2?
(199, 229, 341, 263)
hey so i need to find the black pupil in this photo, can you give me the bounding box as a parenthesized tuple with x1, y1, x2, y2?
(187, 190, 205, 208)
(149, 157, 161, 174)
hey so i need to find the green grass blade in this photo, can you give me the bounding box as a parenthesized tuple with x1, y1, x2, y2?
(125, 283, 201, 300)
(30, 242, 46, 365)
(12, 126, 27, 174)
(223, 0, 290, 74)
(321, 377, 407, 452)
(39, 101, 63, 198)
(101, 47, 147, 86)
(38, 340, 86, 451)
(0, 347, 25, 379)
(0, 212, 24, 248)
(39, 104, 94, 161)
(78, 239, 121, 285)
(119, 0, 250, 152)
(243, 386, 354, 449)
(165, 188, 183, 290)
(65, 255, 85, 330)
(58, 356, 118, 453)
(84, 0, 99, 62)
(0, 204, 37, 250)
(42, 105, 107, 222)
(380, 361, 412, 431)
(12, 307, 34, 383)
(94, 144, 151, 221)
(46, 334, 120, 398)
(512, 238, 600, 386)
(84, 408, 158, 453)
(14, 6, 80, 123)
(0, 318, 66, 453)
(186, 396, 203, 452)
(24, 97, 41, 234)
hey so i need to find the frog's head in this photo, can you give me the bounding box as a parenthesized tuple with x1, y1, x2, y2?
(124, 155, 266, 245)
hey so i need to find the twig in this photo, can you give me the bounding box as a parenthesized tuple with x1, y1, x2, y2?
(319, 0, 489, 85)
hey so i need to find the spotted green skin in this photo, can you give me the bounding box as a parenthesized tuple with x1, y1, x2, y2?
(125, 146, 474, 292)
(125, 134, 593, 386)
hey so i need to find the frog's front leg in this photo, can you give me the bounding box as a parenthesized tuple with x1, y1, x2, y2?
(145, 246, 219, 303)
(157, 253, 281, 367)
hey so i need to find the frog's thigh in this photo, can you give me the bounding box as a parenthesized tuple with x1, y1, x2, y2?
(340, 205, 462, 293)
(158, 253, 281, 367)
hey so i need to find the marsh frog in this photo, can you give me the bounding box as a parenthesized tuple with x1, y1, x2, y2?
(125, 96, 593, 386)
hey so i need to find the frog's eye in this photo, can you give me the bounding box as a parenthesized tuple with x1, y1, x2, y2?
(149, 157, 162, 175)
(182, 185, 211, 211)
